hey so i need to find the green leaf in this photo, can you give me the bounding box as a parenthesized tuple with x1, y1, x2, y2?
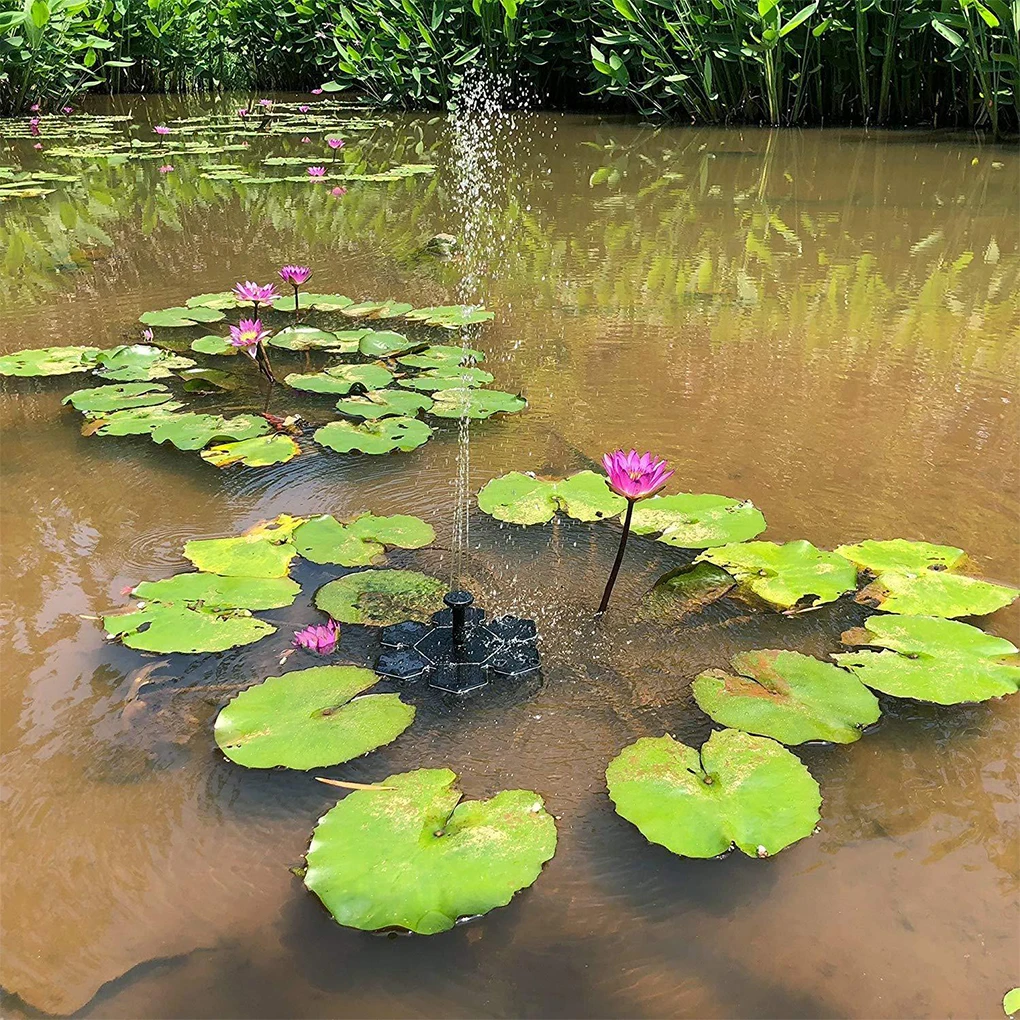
(139, 306, 225, 327)
(834, 615, 1019, 705)
(215, 665, 415, 769)
(269, 326, 364, 352)
(335, 389, 433, 419)
(629, 493, 767, 549)
(149, 412, 268, 451)
(30, 0, 49, 27)
(314, 416, 433, 454)
(190, 335, 237, 356)
(304, 768, 556, 933)
(201, 435, 300, 468)
(613, 0, 639, 20)
(92, 344, 196, 382)
(63, 383, 174, 413)
(779, 1, 818, 34)
(477, 470, 626, 525)
(693, 650, 880, 744)
(1004, 989, 1020, 1017)
(0, 345, 102, 377)
(396, 345, 484, 369)
(696, 540, 857, 610)
(606, 730, 821, 858)
(403, 305, 493, 328)
(398, 365, 494, 391)
(186, 291, 239, 310)
(82, 404, 185, 436)
(285, 364, 394, 394)
(103, 603, 275, 653)
(428, 387, 526, 419)
(293, 515, 384, 567)
(274, 293, 353, 313)
(932, 17, 965, 46)
(359, 330, 415, 357)
(183, 534, 296, 578)
(131, 572, 299, 611)
(640, 562, 735, 620)
(315, 569, 446, 625)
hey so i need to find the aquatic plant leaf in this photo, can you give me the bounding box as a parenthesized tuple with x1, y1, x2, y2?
(179, 368, 237, 392)
(190, 335, 237, 355)
(82, 404, 185, 436)
(285, 364, 394, 394)
(273, 293, 352, 312)
(398, 365, 494, 391)
(629, 493, 767, 549)
(183, 534, 296, 578)
(293, 515, 384, 567)
(641, 562, 735, 619)
(139, 306, 225, 327)
(201, 435, 300, 467)
(63, 383, 174, 413)
(215, 665, 414, 769)
(834, 539, 1018, 618)
(606, 730, 821, 858)
(476, 470, 625, 525)
(359, 330, 415, 357)
(315, 569, 446, 625)
(186, 291, 239, 310)
(93, 343, 196, 382)
(429, 388, 526, 419)
(551, 471, 627, 521)
(304, 768, 556, 933)
(342, 300, 413, 319)
(404, 305, 494, 328)
(0, 345, 102, 377)
(396, 345, 485, 369)
(314, 417, 433, 454)
(693, 650, 881, 744)
(269, 326, 364, 352)
(335, 389, 433, 419)
(347, 513, 436, 549)
(131, 572, 300, 610)
(1004, 989, 1020, 1018)
(696, 540, 857, 610)
(102, 603, 275, 653)
(149, 412, 268, 450)
(833, 615, 1019, 704)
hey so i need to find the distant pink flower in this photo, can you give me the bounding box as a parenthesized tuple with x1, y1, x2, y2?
(233, 281, 279, 306)
(292, 618, 339, 654)
(154, 124, 170, 136)
(30, 103, 40, 112)
(229, 318, 271, 350)
(327, 137, 344, 150)
(61, 106, 73, 114)
(158, 164, 174, 173)
(307, 166, 326, 177)
(330, 186, 347, 198)
(278, 265, 312, 286)
(301, 136, 311, 143)
(311, 88, 323, 95)
(29, 117, 40, 136)
(259, 98, 272, 107)
(602, 449, 674, 501)
(33, 142, 42, 150)
(142, 328, 154, 342)
(299, 104, 309, 113)
(241, 141, 249, 147)
(238, 108, 249, 118)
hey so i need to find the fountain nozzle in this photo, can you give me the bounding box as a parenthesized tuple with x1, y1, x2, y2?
(444, 590, 474, 655)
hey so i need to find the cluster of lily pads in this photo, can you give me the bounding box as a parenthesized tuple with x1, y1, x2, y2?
(0, 289, 524, 465)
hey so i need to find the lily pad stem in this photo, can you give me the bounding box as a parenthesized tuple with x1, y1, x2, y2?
(597, 497, 635, 617)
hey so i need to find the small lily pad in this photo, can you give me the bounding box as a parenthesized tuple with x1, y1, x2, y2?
(186, 291, 239, 310)
(273, 293, 352, 312)
(347, 513, 436, 549)
(183, 534, 297, 577)
(270, 326, 364, 352)
(304, 767, 556, 933)
(693, 649, 881, 744)
(285, 364, 394, 395)
(293, 515, 384, 567)
(606, 729, 821, 859)
(335, 389, 433, 419)
(131, 572, 300, 610)
(64, 383, 174, 413)
(190, 335, 237, 356)
(629, 493, 767, 549)
(315, 569, 446, 625)
(429, 388, 526, 419)
(93, 344, 196, 381)
(641, 562, 736, 619)
(82, 404, 186, 436)
(834, 614, 1019, 704)
(139, 306, 225, 327)
(477, 471, 626, 525)
(1004, 989, 1020, 1017)
(359, 330, 415, 357)
(696, 540, 857, 610)
(201, 434, 300, 467)
(179, 368, 238, 392)
(103, 603, 275, 653)
(398, 366, 494, 391)
(215, 665, 415, 769)
(314, 417, 433, 455)
(150, 412, 269, 451)
(397, 345, 484, 369)
(342, 300, 412, 319)
(404, 305, 494, 328)
(0, 345, 102, 377)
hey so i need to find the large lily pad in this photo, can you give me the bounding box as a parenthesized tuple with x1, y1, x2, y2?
(215, 665, 414, 769)
(834, 539, 1018, 618)
(303, 768, 556, 933)
(347, 513, 436, 549)
(150, 413, 269, 451)
(131, 572, 300, 611)
(294, 515, 384, 567)
(692, 650, 881, 744)
(81, 404, 185, 436)
(398, 366, 494, 391)
(629, 493, 767, 549)
(285, 364, 394, 395)
(0, 345, 102, 377)
(397, 345, 484, 369)
(63, 383, 174, 413)
(335, 389, 433, 419)
(696, 540, 857, 610)
(314, 417, 432, 455)
(103, 603, 275, 653)
(606, 729, 821, 859)
(429, 388, 526, 419)
(139, 306, 225, 327)
(342, 300, 414, 319)
(93, 344, 196, 382)
(833, 614, 1020, 704)
(477, 471, 626, 525)
(201, 435, 300, 467)
(273, 292, 352, 312)
(315, 569, 446, 625)
(183, 534, 296, 578)
(359, 331, 415, 357)
(404, 305, 494, 328)
(269, 326, 364, 352)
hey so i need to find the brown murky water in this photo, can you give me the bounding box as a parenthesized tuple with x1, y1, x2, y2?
(1, 96, 1018, 1019)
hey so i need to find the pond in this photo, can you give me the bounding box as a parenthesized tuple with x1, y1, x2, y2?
(1, 94, 1017, 1019)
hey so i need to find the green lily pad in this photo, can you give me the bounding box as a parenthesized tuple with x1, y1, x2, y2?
(692, 649, 881, 744)
(429, 388, 526, 419)
(606, 729, 821, 859)
(341, 300, 413, 319)
(347, 513, 436, 549)
(269, 326, 365, 352)
(696, 540, 858, 610)
(397, 345, 484, 369)
(304, 768, 556, 934)
(315, 569, 446, 625)
(81, 404, 186, 436)
(103, 603, 275, 653)
(398, 366, 494, 391)
(186, 291, 239, 310)
(63, 383, 174, 413)
(629, 493, 767, 549)
(215, 665, 414, 769)
(285, 364, 394, 395)
(190, 335, 237, 356)
(404, 305, 494, 328)
(131, 572, 300, 610)
(183, 534, 297, 578)
(93, 344, 196, 382)
(0, 345, 102, 377)
(201, 435, 301, 467)
(834, 539, 1018, 618)
(294, 515, 384, 567)
(139, 306, 225, 327)
(314, 417, 433, 455)
(640, 562, 736, 619)
(477, 471, 626, 525)
(833, 615, 1019, 704)
(1004, 989, 1020, 1017)
(359, 331, 415, 357)
(335, 389, 433, 419)
(273, 293, 352, 312)
(179, 368, 238, 392)
(150, 412, 269, 451)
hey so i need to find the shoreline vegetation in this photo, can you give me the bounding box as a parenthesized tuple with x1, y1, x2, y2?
(1, 0, 1017, 134)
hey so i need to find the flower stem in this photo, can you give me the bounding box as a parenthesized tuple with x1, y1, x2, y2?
(597, 498, 635, 616)
(293, 284, 300, 318)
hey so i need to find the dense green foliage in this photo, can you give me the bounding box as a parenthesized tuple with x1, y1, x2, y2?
(2, 0, 1017, 129)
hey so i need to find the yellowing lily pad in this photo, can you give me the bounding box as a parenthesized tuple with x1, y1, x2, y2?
(201, 435, 300, 467)
(314, 569, 445, 625)
(477, 471, 626, 525)
(103, 603, 276, 653)
(183, 533, 297, 578)
(629, 493, 767, 549)
(428, 388, 526, 419)
(131, 572, 300, 610)
(285, 364, 394, 394)
(0, 345, 102, 377)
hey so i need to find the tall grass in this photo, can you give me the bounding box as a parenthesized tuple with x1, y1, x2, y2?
(1, 0, 1016, 134)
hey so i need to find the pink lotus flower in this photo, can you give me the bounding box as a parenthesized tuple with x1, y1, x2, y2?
(311, 88, 323, 95)
(330, 186, 347, 198)
(299, 104, 309, 113)
(229, 318, 271, 350)
(29, 117, 40, 136)
(154, 124, 170, 136)
(278, 265, 312, 287)
(61, 106, 73, 115)
(292, 618, 339, 654)
(33, 143, 42, 150)
(142, 328, 154, 342)
(30, 103, 40, 112)
(259, 98, 272, 107)
(301, 136, 311, 143)
(327, 137, 344, 150)
(602, 449, 674, 501)
(233, 281, 279, 306)
(307, 166, 326, 177)
(238, 108, 249, 118)
(158, 164, 174, 173)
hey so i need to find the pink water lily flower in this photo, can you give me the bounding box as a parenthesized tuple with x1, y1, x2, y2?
(154, 124, 170, 136)
(307, 166, 326, 177)
(29, 117, 40, 136)
(141, 328, 154, 342)
(602, 449, 674, 501)
(301, 136, 311, 143)
(327, 137, 344, 150)
(233, 281, 279, 306)
(259, 98, 272, 107)
(299, 104, 309, 113)
(311, 88, 323, 95)
(158, 164, 174, 173)
(278, 265, 312, 286)
(229, 318, 271, 350)
(238, 108, 249, 118)
(61, 106, 73, 114)
(33, 142, 43, 150)
(330, 186, 347, 198)
(292, 618, 339, 655)
(30, 103, 40, 112)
